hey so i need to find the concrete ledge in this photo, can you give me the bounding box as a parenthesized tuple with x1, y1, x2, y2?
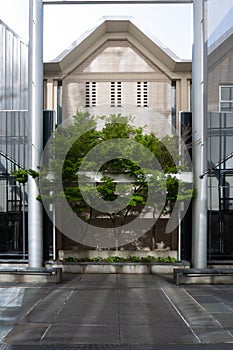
(58, 249, 178, 260)
(173, 268, 233, 285)
(0, 267, 62, 283)
(47, 261, 190, 274)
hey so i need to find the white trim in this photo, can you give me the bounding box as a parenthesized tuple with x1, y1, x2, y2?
(219, 85, 233, 112)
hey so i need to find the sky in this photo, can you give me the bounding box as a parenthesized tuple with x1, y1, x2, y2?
(1, 1, 233, 62)
(0, 0, 194, 61)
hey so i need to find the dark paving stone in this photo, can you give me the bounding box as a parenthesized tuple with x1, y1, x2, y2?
(69, 289, 118, 304)
(120, 324, 197, 344)
(118, 303, 185, 326)
(0, 324, 14, 340)
(192, 326, 233, 343)
(117, 288, 160, 304)
(42, 324, 120, 344)
(3, 324, 48, 344)
(200, 303, 233, 313)
(2, 274, 233, 347)
(54, 302, 119, 325)
(163, 287, 219, 327)
(190, 296, 219, 303)
(213, 312, 233, 327)
(20, 289, 73, 324)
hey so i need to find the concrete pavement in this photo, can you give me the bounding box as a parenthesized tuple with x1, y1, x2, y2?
(0, 273, 233, 349)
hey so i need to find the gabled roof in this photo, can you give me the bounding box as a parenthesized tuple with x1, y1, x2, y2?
(44, 17, 191, 76)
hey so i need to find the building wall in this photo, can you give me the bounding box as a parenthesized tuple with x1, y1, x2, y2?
(44, 39, 191, 138)
(0, 20, 28, 111)
(61, 40, 173, 136)
(208, 44, 233, 112)
(0, 21, 28, 255)
(0, 20, 29, 208)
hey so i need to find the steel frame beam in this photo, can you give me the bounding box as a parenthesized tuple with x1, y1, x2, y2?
(29, 0, 207, 269)
(43, 0, 192, 4)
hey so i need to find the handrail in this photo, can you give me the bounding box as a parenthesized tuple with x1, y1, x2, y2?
(0, 151, 25, 170)
(200, 152, 233, 179)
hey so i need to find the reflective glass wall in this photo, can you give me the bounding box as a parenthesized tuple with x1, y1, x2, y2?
(0, 20, 29, 258)
(206, 0, 233, 259)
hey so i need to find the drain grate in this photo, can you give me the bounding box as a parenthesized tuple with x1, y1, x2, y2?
(6, 344, 233, 350)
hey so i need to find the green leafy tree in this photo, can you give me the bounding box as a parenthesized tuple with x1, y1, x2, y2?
(22, 111, 192, 250)
(41, 111, 192, 249)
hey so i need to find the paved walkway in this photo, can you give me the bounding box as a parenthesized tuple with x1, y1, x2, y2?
(0, 273, 233, 349)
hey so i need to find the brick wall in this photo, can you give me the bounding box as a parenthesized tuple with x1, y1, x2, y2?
(62, 40, 172, 137)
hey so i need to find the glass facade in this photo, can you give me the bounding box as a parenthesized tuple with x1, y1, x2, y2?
(206, 0, 233, 259)
(0, 20, 29, 258)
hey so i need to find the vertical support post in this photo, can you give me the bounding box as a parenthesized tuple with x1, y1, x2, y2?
(192, 0, 208, 268)
(28, 0, 44, 268)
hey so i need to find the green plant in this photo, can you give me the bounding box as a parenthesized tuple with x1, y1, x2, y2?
(61, 255, 179, 263)
(156, 256, 178, 263)
(127, 255, 141, 262)
(48, 112, 192, 249)
(11, 168, 39, 184)
(11, 169, 28, 184)
(106, 256, 122, 263)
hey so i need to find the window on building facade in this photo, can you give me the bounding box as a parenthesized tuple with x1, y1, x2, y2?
(189, 80, 192, 111)
(171, 80, 176, 129)
(57, 80, 62, 125)
(86, 82, 96, 107)
(219, 86, 233, 112)
(110, 82, 121, 107)
(137, 82, 148, 107)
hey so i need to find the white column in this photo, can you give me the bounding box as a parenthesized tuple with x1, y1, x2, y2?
(192, 0, 208, 268)
(28, 0, 44, 268)
(46, 78, 54, 110)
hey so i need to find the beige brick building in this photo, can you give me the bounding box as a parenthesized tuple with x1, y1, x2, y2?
(44, 19, 192, 137)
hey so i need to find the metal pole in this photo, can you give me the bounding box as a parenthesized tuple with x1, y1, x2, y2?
(192, 0, 207, 268)
(22, 183, 26, 260)
(28, 0, 44, 268)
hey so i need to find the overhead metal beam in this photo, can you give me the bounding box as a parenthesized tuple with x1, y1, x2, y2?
(43, 0, 193, 4)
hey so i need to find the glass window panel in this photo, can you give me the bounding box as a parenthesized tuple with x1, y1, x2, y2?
(221, 87, 233, 101)
(208, 179, 219, 210)
(225, 113, 233, 127)
(0, 181, 7, 211)
(209, 136, 220, 164)
(208, 112, 220, 128)
(220, 102, 233, 112)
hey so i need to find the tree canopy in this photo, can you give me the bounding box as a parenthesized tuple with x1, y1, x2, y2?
(12, 111, 193, 248)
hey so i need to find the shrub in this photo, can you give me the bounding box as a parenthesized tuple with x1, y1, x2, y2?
(62, 255, 179, 263)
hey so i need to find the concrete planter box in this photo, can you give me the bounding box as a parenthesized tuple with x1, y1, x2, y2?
(47, 261, 190, 275)
(58, 249, 178, 260)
